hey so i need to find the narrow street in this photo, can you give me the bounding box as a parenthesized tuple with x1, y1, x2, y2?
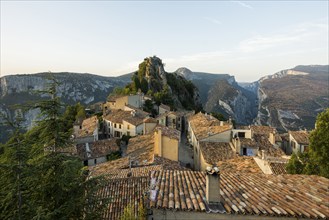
(179, 131, 194, 169)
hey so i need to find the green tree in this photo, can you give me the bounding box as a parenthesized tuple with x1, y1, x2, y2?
(287, 108, 329, 178)
(307, 108, 329, 177)
(286, 152, 306, 174)
(140, 78, 149, 94)
(0, 76, 109, 219)
(0, 113, 32, 219)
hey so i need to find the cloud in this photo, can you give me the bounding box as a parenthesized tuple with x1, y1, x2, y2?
(238, 21, 327, 53)
(233, 1, 253, 9)
(204, 17, 222, 25)
(239, 35, 302, 53)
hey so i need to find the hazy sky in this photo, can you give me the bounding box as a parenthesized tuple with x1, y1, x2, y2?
(1, 1, 328, 82)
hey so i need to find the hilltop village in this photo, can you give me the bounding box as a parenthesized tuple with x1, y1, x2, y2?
(71, 92, 328, 219)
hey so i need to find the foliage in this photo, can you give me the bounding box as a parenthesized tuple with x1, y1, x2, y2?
(0, 76, 109, 219)
(106, 151, 121, 161)
(120, 202, 146, 220)
(210, 112, 226, 121)
(120, 204, 135, 220)
(307, 108, 329, 177)
(287, 108, 329, 178)
(153, 86, 174, 108)
(121, 134, 131, 145)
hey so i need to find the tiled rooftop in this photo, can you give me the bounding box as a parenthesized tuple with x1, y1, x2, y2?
(153, 156, 189, 171)
(240, 138, 258, 148)
(155, 125, 180, 140)
(149, 170, 329, 218)
(254, 134, 285, 157)
(269, 162, 288, 175)
(143, 117, 157, 123)
(103, 165, 163, 179)
(250, 125, 276, 136)
(103, 109, 146, 126)
(189, 112, 232, 140)
(199, 142, 235, 165)
(100, 177, 148, 220)
(76, 138, 119, 160)
(217, 156, 263, 174)
(289, 130, 310, 145)
(91, 157, 130, 176)
(77, 116, 98, 138)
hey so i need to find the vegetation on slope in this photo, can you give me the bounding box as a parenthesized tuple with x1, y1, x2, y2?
(287, 108, 329, 178)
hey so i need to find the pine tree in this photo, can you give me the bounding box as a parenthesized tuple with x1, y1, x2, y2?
(0, 75, 109, 219)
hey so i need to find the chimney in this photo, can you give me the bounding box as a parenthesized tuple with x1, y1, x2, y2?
(220, 121, 224, 126)
(206, 166, 221, 204)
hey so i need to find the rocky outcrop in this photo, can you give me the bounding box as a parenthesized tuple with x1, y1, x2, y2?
(135, 57, 202, 111)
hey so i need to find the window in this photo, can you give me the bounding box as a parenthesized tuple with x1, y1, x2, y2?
(238, 132, 245, 138)
(127, 124, 130, 129)
(119, 124, 121, 129)
(114, 123, 117, 128)
(173, 119, 176, 124)
(94, 159, 97, 165)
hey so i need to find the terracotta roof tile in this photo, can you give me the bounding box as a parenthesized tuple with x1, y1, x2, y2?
(153, 156, 189, 170)
(143, 117, 157, 123)
(269, 162, 288, 175)
(155, 125, 180, 140)
(217, 156, 262, 174)
(240, 138, 258, 148)
(199, 142, 235, 165)
(254, 134, 285, 157)
(91, 157, 130, 175)
(100, 177, 149, 220)
(149, 170, 329, 218)
(250, 125, 276, 136)
(289, 130, 310, 145)
(102, 165, 163, 179)
(188, 113, 232, 140)
(104, 109, 146, 126)
(77, 116, 98, 137)
(76, 138, 119, 160)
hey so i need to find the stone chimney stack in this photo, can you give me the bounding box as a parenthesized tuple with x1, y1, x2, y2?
(206, 166, 221, 204)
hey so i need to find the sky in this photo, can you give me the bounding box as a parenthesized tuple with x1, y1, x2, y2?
(0, 1, 328, 82)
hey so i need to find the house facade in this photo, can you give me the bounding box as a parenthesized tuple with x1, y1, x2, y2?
(103, 94, 143, 114)
(187, 112, 233, 170)
(103, 109, 146, 138)
(154, 126, 180, 162)
(288, 130, 309, 154)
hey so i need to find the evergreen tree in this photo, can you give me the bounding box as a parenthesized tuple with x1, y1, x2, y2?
(0, 113, 32, 219)
(0, 75, 109, 219)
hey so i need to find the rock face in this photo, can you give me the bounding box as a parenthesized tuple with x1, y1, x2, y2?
(253, 65, 329, 132)
(0, 72, 129, 143)
(176, 68, 257, 125)
(135, 57, 202, 111)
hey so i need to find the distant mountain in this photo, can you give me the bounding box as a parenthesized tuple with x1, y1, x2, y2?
(0, 72, 130, 143)
(254, 65, 329, 132)
(175, 67, 232, 104)
(175, 67, 257, 125)
(1, 63, 327, 143)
